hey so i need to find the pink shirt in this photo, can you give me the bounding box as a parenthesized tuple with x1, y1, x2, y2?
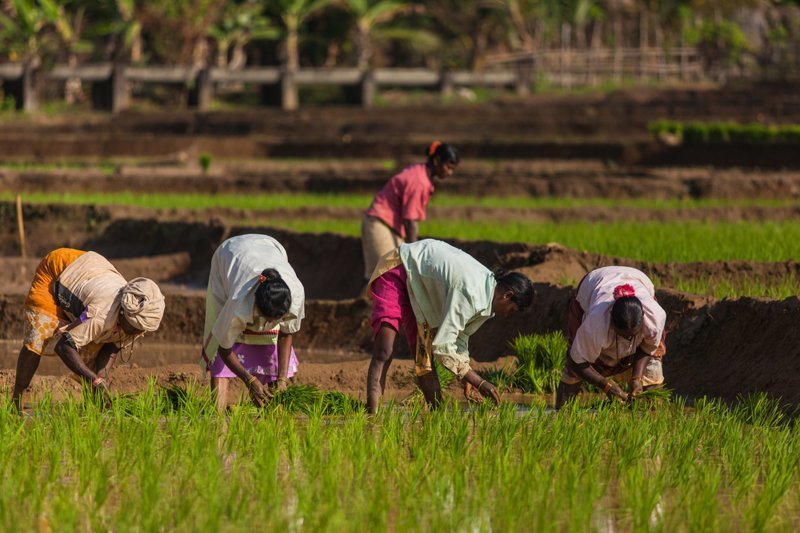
(570, 267, 666, 367)
(365, 163, 434, 237)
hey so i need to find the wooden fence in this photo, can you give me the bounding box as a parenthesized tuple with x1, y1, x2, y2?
(0, 47, 703, 112)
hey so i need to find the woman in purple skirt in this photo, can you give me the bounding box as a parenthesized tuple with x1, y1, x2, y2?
(201, 234, 305, 410)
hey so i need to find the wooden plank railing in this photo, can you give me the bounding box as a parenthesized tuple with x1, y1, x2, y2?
(0, 48, 703, 112)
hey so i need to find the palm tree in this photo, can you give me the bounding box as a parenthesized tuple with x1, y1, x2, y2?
(427, 0, 507, 69)
(340, 0, 420, 69)
(209, 1, 279, 68)
(268, 0, 335, 70)
(0, 0, 68, 64)
(136, 0, 227, 66)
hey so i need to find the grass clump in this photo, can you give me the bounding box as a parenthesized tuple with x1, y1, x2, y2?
(650, 120, 800, 144)
(510, 332, 567, 393)
(268, 384, 365, 415)
(198, 152, 213, 174)
(482, 332, 567, 393)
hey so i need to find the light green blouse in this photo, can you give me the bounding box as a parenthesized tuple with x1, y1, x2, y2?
(399, 239, 496, 378)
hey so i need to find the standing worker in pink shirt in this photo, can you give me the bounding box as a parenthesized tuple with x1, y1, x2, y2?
(361, 141, 460, 280)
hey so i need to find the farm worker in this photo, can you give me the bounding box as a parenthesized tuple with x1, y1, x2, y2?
(555, 266, 667, 408)
(12, 248, 165, 410)
(366, 239, 534, 414)
(201, 234, 304, 410)
(361, 141, 460, 280)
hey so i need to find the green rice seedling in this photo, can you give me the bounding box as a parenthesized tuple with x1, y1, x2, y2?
(732, 392, 788, 428)
(510, 332, 568, 393)
(631, 387, 673, 403)
(478, 365, 516, 390)
(5, 190, 798, 213)
(268, 384, 365, 415)
(3, 382, 800, 530)
(198, 152, 213, 174)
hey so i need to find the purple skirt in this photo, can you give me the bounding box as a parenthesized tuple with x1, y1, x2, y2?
(209, 343, 299, 384)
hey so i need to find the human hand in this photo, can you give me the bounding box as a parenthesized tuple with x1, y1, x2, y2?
(606, 380, 629, 402)
(275, 377, 288, 392)
(628, 377, 643, 399)
(246, 377, 269, 407)
(91, 377, 112, 407)
(464, 381, 482, 403)
(466, 379, 500, 405)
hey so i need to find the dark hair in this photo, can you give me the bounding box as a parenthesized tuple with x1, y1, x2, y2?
(494, 270, 534, 310)
(255, 268, 291, 319)
(426, 141, 460, 165)
(610, 297, 643, 332)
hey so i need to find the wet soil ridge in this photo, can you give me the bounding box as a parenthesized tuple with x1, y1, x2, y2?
(4, 86, 800, 139)
(1, 211, 800, 403)
(4, 207, 800, 299)
(7, 163, 800, 197)
(1, 86, 800, 166)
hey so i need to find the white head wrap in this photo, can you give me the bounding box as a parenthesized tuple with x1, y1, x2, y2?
(119, 277, 165, 332)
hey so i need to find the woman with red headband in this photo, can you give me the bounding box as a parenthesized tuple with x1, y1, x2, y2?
(201, 234, 305, 410)
(361, 141, 460, 280)
(555, 266, 667, 408)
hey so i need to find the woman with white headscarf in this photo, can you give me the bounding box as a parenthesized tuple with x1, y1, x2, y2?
(12, 248, 165, 410)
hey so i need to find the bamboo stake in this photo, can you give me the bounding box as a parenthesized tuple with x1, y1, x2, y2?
(16, 193, 26, 278)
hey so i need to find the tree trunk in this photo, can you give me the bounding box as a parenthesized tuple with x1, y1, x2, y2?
(356, 23, 371, 70)
(216, 43, 229, 68)
(231, 41, 246, 70)
(470, 21, 488, 71)
(131, 32, 142, 63)
(65, 53, 83, 104)
(286, 15, 299, 71)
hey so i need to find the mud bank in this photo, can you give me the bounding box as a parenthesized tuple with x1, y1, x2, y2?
(1, 84, 800, 165)
(4, 207, 800, 299)
(7, 162, 800, 197)
(4, 84, 800, 140)
(2, 206, 800, 405)
(1, 285, 799, 406)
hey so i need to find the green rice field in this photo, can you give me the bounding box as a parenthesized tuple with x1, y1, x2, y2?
(4, 386, 799, 531)
(261, 219, 800, 263)
(3, 191, 798, 212)
(6, 191, 800, 298)
(6, 192, 800, 263)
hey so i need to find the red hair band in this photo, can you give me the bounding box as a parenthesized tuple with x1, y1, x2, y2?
(258, 274, 266, 283)
(613, 284, 636, 300)
(428, 140, 442, 156)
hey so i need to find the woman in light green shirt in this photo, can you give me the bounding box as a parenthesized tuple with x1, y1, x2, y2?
(366, 239, 534, 414)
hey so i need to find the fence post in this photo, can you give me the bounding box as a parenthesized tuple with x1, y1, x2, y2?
(440, 69, 454, 99)
(111, 64, 129, 112)
(516, 59, 535, 96)
(282, 68, 298, 111)
(189, 67, 213, 110)
(18, 62, 38, 112)
(361, 69, 376, 108)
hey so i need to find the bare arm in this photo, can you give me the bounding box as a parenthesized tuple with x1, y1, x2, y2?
(276, 332, 293, 390)
(93, 343, 120, 378)
(629, 349, 651, 397)
(567, 358, 628, 400)
(219, 346, 269, 406)
(403, 219, 419, 243)
(462, 369, 500, 404)
(54, 335, 100, 384)
(219, 346, 254, 384)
